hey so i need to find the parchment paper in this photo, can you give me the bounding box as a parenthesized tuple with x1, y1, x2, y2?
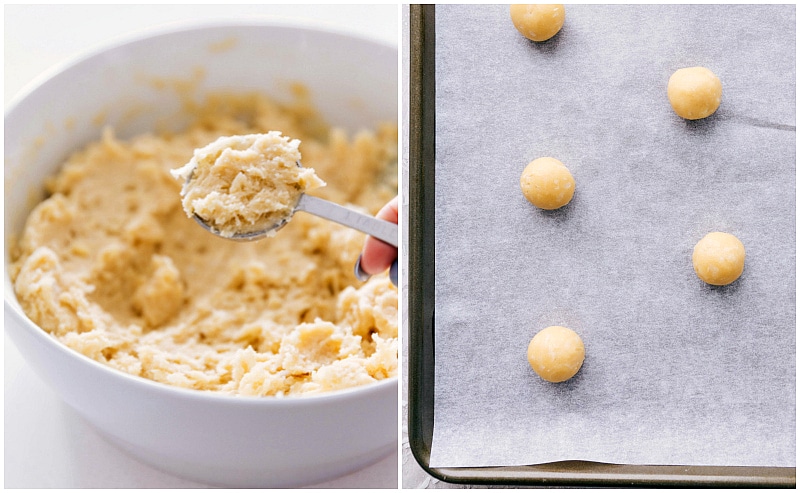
(431, 4, 795, 469)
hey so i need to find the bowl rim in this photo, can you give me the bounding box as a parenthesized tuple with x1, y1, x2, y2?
(5, 17, 398, 117)
(4, 18, 399, 407)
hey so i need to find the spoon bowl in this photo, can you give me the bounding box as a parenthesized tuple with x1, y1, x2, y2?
(193, 191, 398, 247)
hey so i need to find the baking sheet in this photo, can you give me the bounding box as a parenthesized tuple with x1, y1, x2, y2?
(431, 4, 795, 469)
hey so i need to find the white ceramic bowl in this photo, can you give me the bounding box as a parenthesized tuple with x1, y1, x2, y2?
(4, 21, 398, 488)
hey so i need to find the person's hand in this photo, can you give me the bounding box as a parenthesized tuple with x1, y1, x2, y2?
(355, 196, 398, 286)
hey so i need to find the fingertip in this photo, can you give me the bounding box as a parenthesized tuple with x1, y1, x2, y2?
(354, 254, 371, 281)
(360, 236, 397, 275)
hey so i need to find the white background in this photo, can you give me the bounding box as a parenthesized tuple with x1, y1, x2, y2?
(4, 4, 399, 488)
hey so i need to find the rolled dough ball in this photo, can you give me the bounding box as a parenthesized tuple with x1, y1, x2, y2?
(528, 326, 584, 383)
(667, 67, 722, 120)
(692, 232, 746, 286)
(510, 4, 565, 42)
(520, 157, 575, 210)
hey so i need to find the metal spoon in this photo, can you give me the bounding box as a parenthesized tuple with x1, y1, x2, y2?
(193, 192, 398, 247)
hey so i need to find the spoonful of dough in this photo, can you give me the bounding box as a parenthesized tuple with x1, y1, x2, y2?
(171, 132, 397, 247)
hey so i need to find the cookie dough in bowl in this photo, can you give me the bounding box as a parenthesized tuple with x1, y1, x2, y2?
(5, 22, 398, 488)
(11, 92, 397, 397)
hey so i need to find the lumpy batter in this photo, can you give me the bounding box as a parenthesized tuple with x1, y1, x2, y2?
(172, 132, 325, 238)
(10, 92, 398, 397)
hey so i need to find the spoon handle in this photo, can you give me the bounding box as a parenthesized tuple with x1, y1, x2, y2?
(297, 194, 398, 247)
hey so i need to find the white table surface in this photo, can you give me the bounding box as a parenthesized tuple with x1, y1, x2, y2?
(4, 4, 399, 489)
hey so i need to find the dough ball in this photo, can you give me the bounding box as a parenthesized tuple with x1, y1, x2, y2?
(527, 326, 585, 383)
(510, 4, 565, 42)
(520, 157, 575, 210)
(692, 232, 745, 286)
(667, 67, 722, 120)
